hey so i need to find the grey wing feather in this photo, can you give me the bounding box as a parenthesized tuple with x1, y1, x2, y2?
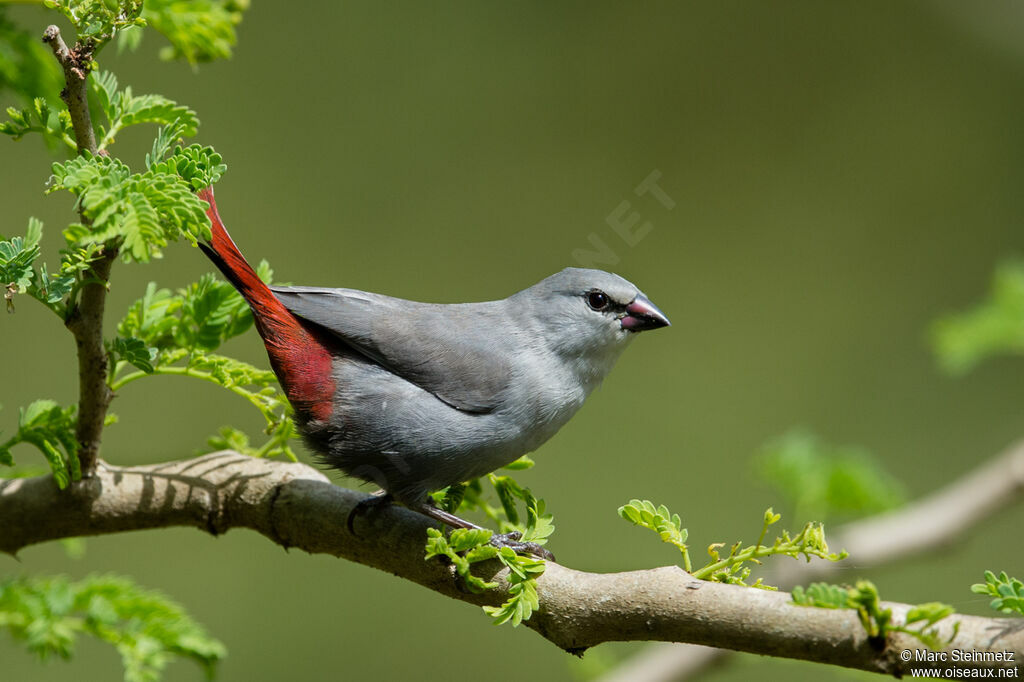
(270, 286, 514, 413)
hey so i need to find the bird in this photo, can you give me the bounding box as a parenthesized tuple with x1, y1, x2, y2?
(195, 186, 670, 553)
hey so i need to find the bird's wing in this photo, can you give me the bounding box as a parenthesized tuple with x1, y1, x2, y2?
(270, 286, 514, 413)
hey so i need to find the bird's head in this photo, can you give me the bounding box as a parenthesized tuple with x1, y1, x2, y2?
(514, 267, 670, 371)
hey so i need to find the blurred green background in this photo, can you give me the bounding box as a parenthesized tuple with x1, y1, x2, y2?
(3, 1, 1024, 680)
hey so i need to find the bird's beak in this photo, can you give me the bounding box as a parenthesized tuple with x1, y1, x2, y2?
(620, 294, 671, 332)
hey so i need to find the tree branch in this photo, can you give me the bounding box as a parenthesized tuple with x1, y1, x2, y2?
(1, 452, 1020, 675)
(598, 439, 1024, 682)
(42, 25, 95, 155)
(42, 24, 117, 478)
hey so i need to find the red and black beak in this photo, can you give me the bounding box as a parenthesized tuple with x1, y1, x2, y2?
(620, 294, 671, 332)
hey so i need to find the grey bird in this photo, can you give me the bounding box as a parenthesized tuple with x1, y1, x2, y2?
(197, 187, 670, 551)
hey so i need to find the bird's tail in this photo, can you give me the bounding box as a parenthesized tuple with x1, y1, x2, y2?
(196, 186, 335, 421)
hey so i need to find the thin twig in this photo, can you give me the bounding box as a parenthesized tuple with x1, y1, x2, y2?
(42, 25, 95, 155)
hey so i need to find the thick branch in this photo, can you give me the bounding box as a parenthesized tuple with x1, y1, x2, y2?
(64, 250, 116, 478)
(1, 452, 1020, 675)
(42, 24, 117, 477)
(599, 440, 1024, 682)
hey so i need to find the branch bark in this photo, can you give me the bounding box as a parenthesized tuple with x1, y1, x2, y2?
(42, 25, 95, 155)
(598, 440, 1024, 682)
(1, 452, 1020, 676)
(42, 24, 118, 478)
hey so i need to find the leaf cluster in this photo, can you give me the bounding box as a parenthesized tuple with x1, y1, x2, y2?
(0, 400, 81, 488)
(43, 0, 146, 54)
(109, 269, 297, 459)
(49, 150, 212, 262)
(91, 70, 198, 152)
(931, 260, 1024, 374)
(424, 528, 546, 628)
(0, 97, 75, 151)
(971, 571, 1024, 617)
(127, 0, 249, 64)
(618, 502, 847, 588)
(433, 463, 555, 546)
(0, 10, 64, 109)
(792, 580, 958, 650)
(0, 573, 225, 682)
(425, 461, 554, 626)
(755, 430, 905, 523)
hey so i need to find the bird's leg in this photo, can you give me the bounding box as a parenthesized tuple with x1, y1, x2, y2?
(488, 531, 555, 562)
(412, 501, 479, 529)
(413, 502, 555, 561)
(347, 490, 394, 534)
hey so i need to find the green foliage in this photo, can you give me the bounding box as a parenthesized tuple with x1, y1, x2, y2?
(91, 71, 198, 151)
(790, 581, 849, 609)
(434, 471, 555, 545)
(424, 528, 501, 593)
(1, 98, 76, 152)
(426, 471, 554, 626)
(110, 269, 298, 460)
(1, 217, 43, 312)
(792, 580, 957, 650)
(49, 152, 213, 261)
(126, 0, 249, 64)
(0, 573, 225, 682)
(618, 499, 690, 571)
(1, 216, 79, 315)
(619, 502, 847, 588)
(932, 261, 1024, 374)
(0, 400, 80, 488)
(43, 0, 146, 54)
(971, 571, 1024, 617)
(0, 10, 64, 108)
(424, 528, 547, 627)
(482, 549, 545, 626)
(0, 4, 268, 679)
(150, 144, 226, 189)
(755, 430, 905, 522)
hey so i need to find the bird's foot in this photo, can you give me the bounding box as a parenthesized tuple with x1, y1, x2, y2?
(347, 490, 394, 534)
(489, 531, 555, 562)
(412, 503, 555, 560)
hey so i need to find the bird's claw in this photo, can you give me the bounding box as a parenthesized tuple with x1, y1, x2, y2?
(489, 531, 555, 561)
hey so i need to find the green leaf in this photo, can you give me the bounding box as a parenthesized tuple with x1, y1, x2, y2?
(174, 273, 252, 350)
(932, 261, 1024, 374)
(448, 528, 493, 553)
(0, 97, 76, 151)
(109, 336, 157, 373)
(111, 269, 297, 461)
(0, 573, 225, 680)
(91, 72, 199, 151)
(0, 12, 64, 112)
(905, 602, 956, 627)
(756, 430, 905, 522)
(43, 0, 146, 54)
(150, 144, 226, 189)
(49, 152, 214, 261)
(791, 582, 850, 609)
(503, 455, 535, 470)
(138, 0, 249, 64)
(971, 571, 1024, 617)
(618, 499, 688, 550)
(0, 400, 79, 487)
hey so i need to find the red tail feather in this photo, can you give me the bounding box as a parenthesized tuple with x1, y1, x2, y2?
(197, 186, 335, 422)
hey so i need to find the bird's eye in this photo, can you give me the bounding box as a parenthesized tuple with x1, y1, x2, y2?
(586, 290, 610, 311)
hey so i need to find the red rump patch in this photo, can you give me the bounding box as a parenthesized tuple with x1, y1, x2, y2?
(198, 187, 335, 422)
